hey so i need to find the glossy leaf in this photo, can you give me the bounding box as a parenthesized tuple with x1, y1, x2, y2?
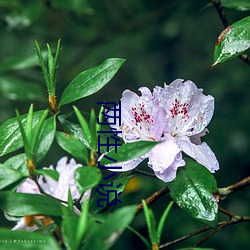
(4, 153, 28, 175)
(168, 159, 218, 227)
(0, 76, 46, 102)
(0, 111, 44, 157)
(0, 228, 60, 250)
(213, 16, 250, 65)
(100, 140, 158, 165)
(0, 164, 27, 190)
(221, 0, 250, 11)
(59, 58, 125, 106)
(36, 169, 59, 181)
(75, 167, 102, 194)
(0, 192, 65, 216)
(56, 131, 89, 164)
(92, 174, 132, 212)
(59, 113, 90, 149)
(36, 116, 56, 162)
(83, 205, 136, 250)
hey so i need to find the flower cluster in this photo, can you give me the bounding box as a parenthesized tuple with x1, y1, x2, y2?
(105, 79, 219, 182)
(11, 157, 90, 231)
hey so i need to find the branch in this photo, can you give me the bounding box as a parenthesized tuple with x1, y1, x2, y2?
(218, 176, 250, 198)
(134, 169, 157, 178)
(193, 216, 250, 247)
(211, 0, 250, 66)
(159, 216, 250, 249)
(136, 186, 169, 215)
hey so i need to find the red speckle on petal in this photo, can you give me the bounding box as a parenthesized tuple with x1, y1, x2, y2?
(170, 99, 190, 121)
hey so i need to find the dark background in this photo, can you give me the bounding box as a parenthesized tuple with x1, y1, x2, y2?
(0, 0, 249, 249)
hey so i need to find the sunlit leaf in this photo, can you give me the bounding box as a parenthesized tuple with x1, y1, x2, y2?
(0, 111, 44, 157)
(213, 16, 250, 65)
(59, 58, 125, 106)
(168, 159, 218, 227)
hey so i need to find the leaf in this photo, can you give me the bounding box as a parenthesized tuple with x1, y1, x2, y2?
(0, 228, 60, 250)
(83, 205, 136, 250)
(55, 131, 89, 164)
(0, 50, 47, 74)
(59, 58, 125, 106)
(213, 16, 250, 65)
(36, 169, 59, 181)
(4, 153, 29, 175)
(0, 76, 46, 102)
(168, 159, 218, 227)
(0, 111, 44, 157)
(0, 164, 27, 190)
(75, 167, 102, 194)
(221, 0, 250, 11)
(100, 140, 159, 165)
(36, 116, 56, 162)
(156, 201, 174, 244)
(91, 174, 132, 212)
(0, 192, 65, 216)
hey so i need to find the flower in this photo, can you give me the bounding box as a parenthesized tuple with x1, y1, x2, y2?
(11, 157, 90, 231)
(105, 79, 219, 182)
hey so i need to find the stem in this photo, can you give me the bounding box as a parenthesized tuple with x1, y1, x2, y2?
(210, 0, 250, 66)
(136, 186, 169, 215)
(218, 176, 250, 198)
(134, 169, 157, 178)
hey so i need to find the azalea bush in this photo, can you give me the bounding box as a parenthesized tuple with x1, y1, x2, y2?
(0, 1, 250, 250)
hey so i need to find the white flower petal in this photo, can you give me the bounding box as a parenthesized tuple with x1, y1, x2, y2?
(148, 138, 185, 182)
(16, 178, 40, 194)
(179, 139, 219, 173)
(12, 218, 38, 231)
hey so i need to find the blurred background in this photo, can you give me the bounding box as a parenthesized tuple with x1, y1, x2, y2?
(0, 0, 249, 249)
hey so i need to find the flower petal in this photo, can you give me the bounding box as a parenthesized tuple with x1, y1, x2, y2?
(148, 138, 185, 182)
(16, 178, 40, 194)
(154, 79, 214, 136)
(179, 139, 219, 173)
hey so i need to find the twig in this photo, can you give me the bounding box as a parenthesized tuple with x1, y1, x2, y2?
(193, 216, 250, 247)
(136, 186, 169, 215)
(159, 216, 250, 249)
(218, 176, 250, 198)
(218, 206, 235, 218)
(134, 169, 157, 178)
(211, 0, 250, 66)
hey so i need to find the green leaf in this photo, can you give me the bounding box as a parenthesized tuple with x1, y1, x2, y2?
(73, 106, 91, 147)
(83, 205, 136, 250)
(59, 58, 125, 106)
(100, 140, 159, 165)
(75, 167, 102, 194)
(221, 0, 250, 11)
(90, 108, 97, 150)
(0, 110, 44, 157)
(213, 16, 250, 65)
(176, 248, 216, 250)
(36, 116, 56, 162)
(56, 131, 89, 164)
(142, 200, 157, 245)
(0, 51, 47, 74)
(36, 169, 59, 181)
(0, 228, 60, 250)
(59, 113, 90, 149)
(0, 76, 46, 102)
(0, 192, 65, 216)
(91, 174, 132, 212)
(0, 164, 27, 190)
(4, 153, 28, 175)
(168, 159, 218, 227)
(157, 201, 174, 244)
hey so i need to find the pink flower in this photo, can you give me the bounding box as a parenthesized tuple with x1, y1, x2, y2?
(105, 79, 219, 182)
(12, 157, 90, 231)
